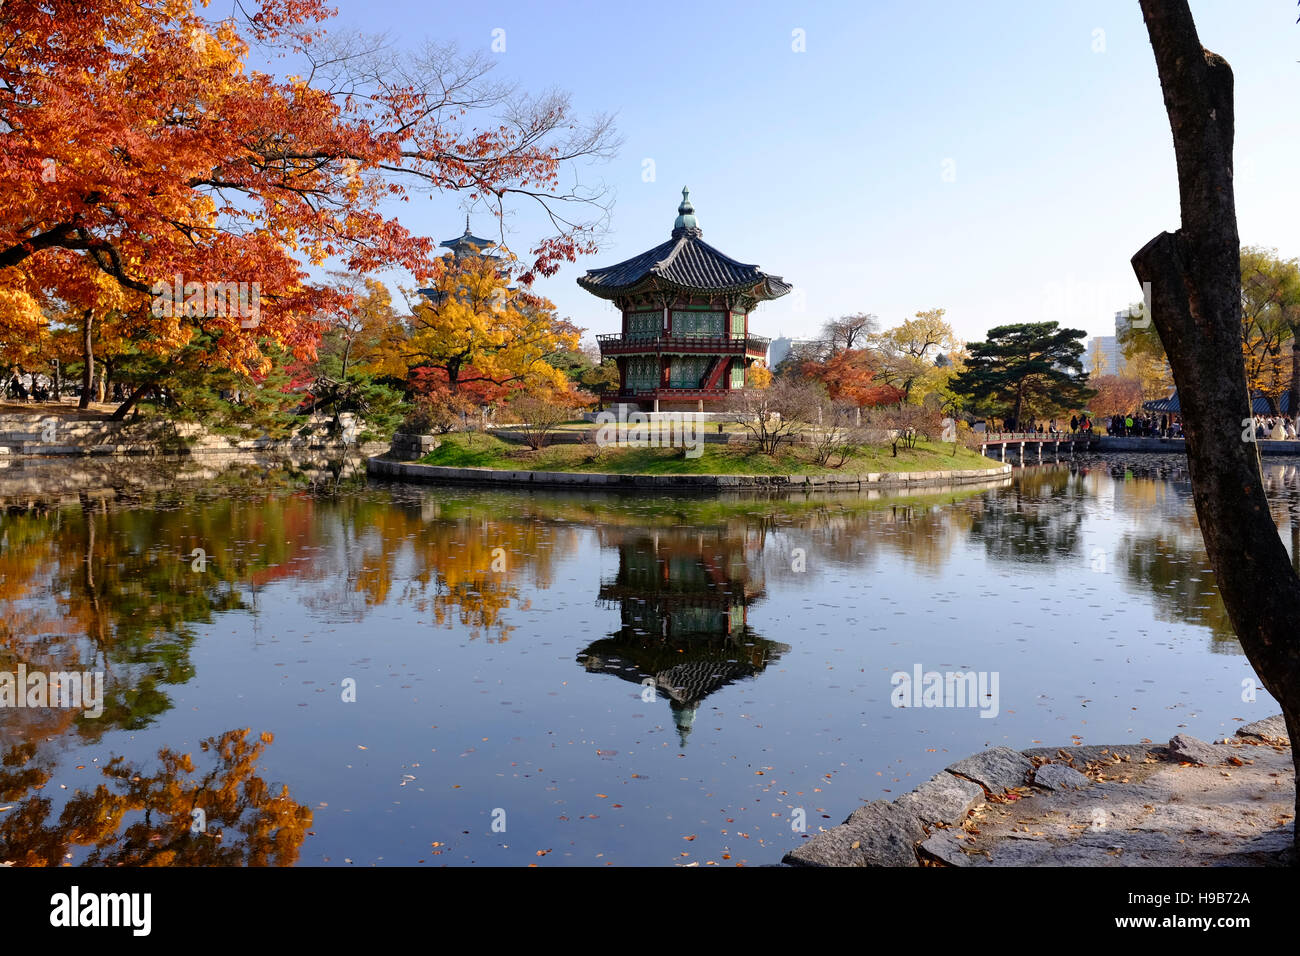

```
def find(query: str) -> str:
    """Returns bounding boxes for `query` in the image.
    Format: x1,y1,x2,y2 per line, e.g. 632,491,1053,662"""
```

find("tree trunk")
110,383,152,422
1290,338,1299,417
78,308,94,410
1134,0,1300,857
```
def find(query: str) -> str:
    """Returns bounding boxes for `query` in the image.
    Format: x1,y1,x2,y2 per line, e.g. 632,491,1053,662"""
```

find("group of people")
1104,413,1181,438
1250,415,1299,441
3,371,54,403
987,418,1081,435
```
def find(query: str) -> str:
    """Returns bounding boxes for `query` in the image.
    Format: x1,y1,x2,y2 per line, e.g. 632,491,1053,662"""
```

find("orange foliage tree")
801,349,904,408
0,0,615,389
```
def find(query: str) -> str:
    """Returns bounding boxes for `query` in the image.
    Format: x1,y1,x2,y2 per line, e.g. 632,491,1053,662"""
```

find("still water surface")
1,456,1295,866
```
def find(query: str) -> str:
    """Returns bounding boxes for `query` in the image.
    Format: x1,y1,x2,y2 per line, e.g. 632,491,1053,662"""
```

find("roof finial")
672,186,699,237
465,213,471,234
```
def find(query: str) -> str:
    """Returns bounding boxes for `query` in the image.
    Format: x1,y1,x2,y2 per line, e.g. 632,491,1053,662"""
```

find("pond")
0,455,1295,866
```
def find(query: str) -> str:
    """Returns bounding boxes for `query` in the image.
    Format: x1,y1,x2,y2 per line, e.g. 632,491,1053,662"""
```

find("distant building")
1089,310,1140,376
416,216,503,307
767,336,815,369
1088,335,1123,376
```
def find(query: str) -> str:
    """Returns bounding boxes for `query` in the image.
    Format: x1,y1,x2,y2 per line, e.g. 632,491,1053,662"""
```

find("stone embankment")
1090,435,1300,455
0,452,373,503
0,411,384,458
784,716,1294,867
368,456,1014,491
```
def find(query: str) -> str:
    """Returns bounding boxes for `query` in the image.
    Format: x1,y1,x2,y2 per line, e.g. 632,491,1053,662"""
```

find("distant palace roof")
577,188,791,301
440,215,499,258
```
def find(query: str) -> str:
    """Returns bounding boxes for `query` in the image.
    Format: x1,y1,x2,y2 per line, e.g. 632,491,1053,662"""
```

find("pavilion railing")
596,333,770,353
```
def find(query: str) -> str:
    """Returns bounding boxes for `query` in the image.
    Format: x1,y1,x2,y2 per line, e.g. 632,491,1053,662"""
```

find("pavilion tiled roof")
577,188,791,301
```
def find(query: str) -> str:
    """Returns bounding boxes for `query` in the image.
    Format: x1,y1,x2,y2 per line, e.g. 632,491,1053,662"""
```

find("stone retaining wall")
0,411,385,458
367,456,1013,490
1092,435,1300,454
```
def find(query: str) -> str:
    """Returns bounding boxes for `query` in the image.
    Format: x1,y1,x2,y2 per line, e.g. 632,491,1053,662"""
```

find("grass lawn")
417,432,996,475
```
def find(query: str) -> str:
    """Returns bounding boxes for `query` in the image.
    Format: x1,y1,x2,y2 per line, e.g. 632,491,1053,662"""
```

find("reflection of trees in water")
0,729,311,866
966,467,1087,563
756,500,976,588
1117,531,1238,649
1262,463,1300,573
579,528,788,746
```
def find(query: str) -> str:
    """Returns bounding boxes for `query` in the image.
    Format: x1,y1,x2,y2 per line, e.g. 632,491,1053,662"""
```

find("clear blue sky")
311,0,1300,346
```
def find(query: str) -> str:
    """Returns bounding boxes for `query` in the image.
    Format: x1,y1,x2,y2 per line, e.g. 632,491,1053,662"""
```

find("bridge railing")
978,431,1096,442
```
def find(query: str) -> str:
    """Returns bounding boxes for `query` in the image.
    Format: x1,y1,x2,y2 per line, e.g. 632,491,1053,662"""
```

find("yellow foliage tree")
869,309,959,403
404,253,579,401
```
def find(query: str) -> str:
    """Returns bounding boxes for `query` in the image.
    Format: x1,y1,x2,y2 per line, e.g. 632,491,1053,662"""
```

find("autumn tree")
745,362,773,389
801,348,902,408
0,0,616,400
1088,374,1144,417
1239,247,1300,414
1132,0,1300,853
868,309,960,403
403,252,580,401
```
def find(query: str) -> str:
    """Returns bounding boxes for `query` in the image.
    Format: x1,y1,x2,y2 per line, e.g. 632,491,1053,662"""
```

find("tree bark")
110,382,152,422
78,308,94,410
1134,0,1300,857
1290,338,1299,417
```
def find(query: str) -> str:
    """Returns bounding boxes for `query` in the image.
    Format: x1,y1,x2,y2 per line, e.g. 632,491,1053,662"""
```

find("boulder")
918,831,981,867
1236,715,1289,745
1167,733,1228,766
946,746,1034,793
894,773,985,826
783,801,923,867
1032,763,1093,791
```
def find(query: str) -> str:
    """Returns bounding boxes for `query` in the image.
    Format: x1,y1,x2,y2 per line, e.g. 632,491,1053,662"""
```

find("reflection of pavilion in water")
578,528,788,745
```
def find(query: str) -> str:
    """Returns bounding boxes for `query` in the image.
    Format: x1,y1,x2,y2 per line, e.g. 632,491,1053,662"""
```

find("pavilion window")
669,356,709,388
729,361,745,389
730,313,746,339
670,310,724,338
626,357,659,390
626,311,661,340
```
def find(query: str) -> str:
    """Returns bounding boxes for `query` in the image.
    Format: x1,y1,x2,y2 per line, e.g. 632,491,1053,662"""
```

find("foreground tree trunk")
1134,0,1300,857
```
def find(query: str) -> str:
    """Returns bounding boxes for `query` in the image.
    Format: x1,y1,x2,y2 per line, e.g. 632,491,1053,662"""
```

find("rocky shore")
784,716,1294,867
